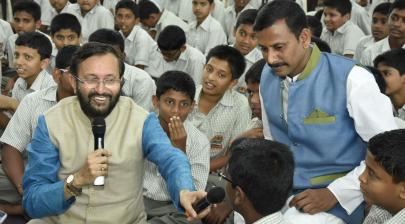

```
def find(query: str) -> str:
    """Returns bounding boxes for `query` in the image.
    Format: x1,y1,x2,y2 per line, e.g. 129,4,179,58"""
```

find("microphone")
192,187,225,214
92,117,106,186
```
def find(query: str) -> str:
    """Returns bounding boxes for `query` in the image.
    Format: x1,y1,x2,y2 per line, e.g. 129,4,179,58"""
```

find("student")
144,71,210,224
320,0,365,58
139,0,189,40
222,0,255,44
88,29,157,111
62,0,114,42
40,0,71,32
156,25,206,85
115,0,161,72
186,0,227,55
354,2,392,61
176,0,226,25
0,45,78,216
224,138,294,224
231,9,262,94
359,129,405,224
0,32,55,126
49,13,81,70
360,0,405,67
374,48,405,121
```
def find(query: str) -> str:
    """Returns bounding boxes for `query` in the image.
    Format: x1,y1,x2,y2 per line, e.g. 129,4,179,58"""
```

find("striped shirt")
186,15,227,55
11,70,56,102
253,212,291,224
187,86,251,158
143,120,210,201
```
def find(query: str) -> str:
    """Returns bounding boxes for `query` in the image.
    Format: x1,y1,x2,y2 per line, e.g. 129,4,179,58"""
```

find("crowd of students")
0,0,404,223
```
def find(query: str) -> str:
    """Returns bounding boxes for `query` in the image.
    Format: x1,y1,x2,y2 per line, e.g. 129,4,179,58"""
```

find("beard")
77,86,121,118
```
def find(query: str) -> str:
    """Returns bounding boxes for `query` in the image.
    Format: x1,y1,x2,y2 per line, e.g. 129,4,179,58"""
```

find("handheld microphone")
92,117,106,186
192,187,225,214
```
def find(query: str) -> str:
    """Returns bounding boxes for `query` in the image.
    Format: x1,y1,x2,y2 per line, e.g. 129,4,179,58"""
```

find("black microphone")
92,117,106,186
192,187,225,214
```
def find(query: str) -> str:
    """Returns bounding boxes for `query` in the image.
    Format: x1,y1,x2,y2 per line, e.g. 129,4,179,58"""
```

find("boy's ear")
227,79,238,90
210,2,215,12
180,44,187,52
343,13,351,22
399,181,405,200
152,95,159,109
40,58,50,70
233,186,246,206
51,68,61,84
35,20,42,30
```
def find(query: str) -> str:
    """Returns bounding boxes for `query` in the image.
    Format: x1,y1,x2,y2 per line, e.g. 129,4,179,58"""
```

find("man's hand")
74,149,112,187
289,188,338,214
168,116,187,152
203,201,233,224
180,190,210,221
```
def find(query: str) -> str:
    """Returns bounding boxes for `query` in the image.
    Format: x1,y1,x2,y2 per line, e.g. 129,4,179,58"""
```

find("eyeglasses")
73,75,122,88
59,68,70,74
216,172,236,187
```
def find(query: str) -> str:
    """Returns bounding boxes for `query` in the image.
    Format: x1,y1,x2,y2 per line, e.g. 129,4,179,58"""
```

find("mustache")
89,93,112,99
268,62,288,68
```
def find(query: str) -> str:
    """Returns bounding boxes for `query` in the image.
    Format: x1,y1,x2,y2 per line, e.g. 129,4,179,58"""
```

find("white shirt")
261,65,398,215
222,3,255,44
39,0,70,26
0,19,12,85
143,120,210,201
394,105,405,121
12,70,56,102
102,0,118,15
187,15,227,54
62,4,114,43
187,86,251,158
320,20,365,56
235,46,263,92
360,37,405,66
154,9,189,41
177,0,225,24
354,35,375,61
253,212,291,224
155,44,206,85
122,63,157,111
350,0,371,36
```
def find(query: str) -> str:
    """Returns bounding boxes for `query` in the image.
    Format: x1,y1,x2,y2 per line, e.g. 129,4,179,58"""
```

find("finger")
168,122,176,139
170,117,180,137
294,197,313,212
289,191,308,207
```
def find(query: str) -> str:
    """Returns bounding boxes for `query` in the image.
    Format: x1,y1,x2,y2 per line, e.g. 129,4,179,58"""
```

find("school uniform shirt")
222,3,255,44
11,70,56,102
122,63,157,112
234,46,262,93
187,15,227,55
62,4,114,43
177,0,225,25
320,20,365,56
394,104,405,121
39,0,70,26
350,0,371,36
0,19,13,56
253,212,291,224
143,120,210,201
353,35,375,61
360,37,405,66
154,9,189,41
103,0,119,15
187,85,251,158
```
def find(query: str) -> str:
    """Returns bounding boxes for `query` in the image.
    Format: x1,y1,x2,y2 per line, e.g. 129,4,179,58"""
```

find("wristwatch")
66,174,82,196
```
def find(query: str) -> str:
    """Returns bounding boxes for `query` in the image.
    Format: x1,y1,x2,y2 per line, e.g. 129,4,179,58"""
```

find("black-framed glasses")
72,75,122,88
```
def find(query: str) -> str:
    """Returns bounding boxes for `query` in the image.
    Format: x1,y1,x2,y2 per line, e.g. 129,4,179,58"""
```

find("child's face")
246,81,261,119
192,0,212,23
388,9,405,40
77,0,98,14
234,24,257,56
52,29,81,50
359,151,402,214
202,57,237,96
377,62,405,96
14,11,40,35
115,8,138,36
14,45,48,82
372,12,389,41
323,7,349,32
140,14,158,28
234,0,250,11
153,89,194,124
49,0,69,12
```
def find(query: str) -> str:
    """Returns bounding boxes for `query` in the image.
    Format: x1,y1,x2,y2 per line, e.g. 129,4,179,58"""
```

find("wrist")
72,172,84,188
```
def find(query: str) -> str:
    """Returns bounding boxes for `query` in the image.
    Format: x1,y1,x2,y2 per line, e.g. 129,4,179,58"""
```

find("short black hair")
13,1,41,21
115,0,139,18
323,0,352,16
206,45,246,80
254,1,308,38
156,71,196,100
157,25,186,51
368,129,405,183
88,28,125,53
312,36,331,53
391,0,405,12
138,0,160,20
70,42,125,78
55,45,81,69
15,32,52,60
245,58,265,84
366,66,386,94
228,138,294,216
374,48,405,75
235,9,258,29
373,2,392,16
307,15,322,37
50,13,81,36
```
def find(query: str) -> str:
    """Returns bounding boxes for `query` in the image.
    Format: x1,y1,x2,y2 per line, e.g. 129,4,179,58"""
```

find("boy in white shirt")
222,0,256,44
39,0,70,32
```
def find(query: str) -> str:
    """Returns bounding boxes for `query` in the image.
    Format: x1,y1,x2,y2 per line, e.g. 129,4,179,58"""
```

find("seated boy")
222,0,255,44
40,0,71,32
156,25,206,85
138,0,189,40
62,0,114,42
0,45,78,215
186,0,227,54
359,129,405,224
320,0,365,58
143,70,210,224
88,29,157,111
224,138,294,224
354,2,391,61
0,32,55,129
231,9,262,94
115,0,161,72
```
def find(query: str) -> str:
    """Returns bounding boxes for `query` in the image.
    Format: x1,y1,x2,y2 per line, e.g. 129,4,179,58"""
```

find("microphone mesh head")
92,117,106,137
207,187,225,204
